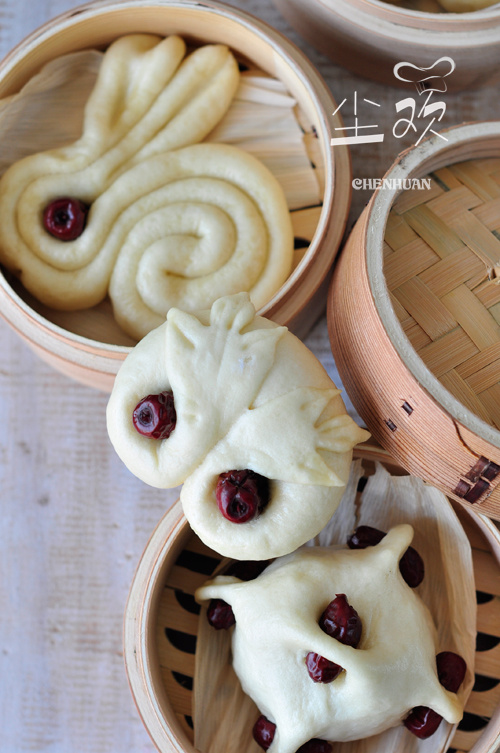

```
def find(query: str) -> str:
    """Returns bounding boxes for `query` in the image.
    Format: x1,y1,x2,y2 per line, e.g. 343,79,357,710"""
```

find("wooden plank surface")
0,1,500,752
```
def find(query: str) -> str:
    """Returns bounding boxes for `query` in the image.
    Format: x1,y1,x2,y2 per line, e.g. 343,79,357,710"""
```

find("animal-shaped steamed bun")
107,293,369,559
196,525,467,751
0,35,293,340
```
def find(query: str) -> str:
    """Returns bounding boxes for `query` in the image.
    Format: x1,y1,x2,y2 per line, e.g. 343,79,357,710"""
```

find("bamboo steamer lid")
272,0,500,91
123,446,500,753
0,0,351,392
328,121,500,521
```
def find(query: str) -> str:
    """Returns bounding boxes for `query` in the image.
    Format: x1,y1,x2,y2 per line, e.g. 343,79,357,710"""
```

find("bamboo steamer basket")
328,121,500,522
0,0,351,392
272,0,500,91
123,445,500,753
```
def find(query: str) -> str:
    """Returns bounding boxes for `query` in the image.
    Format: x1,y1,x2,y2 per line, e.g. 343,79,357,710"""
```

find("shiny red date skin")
253,715,332,753
320,593,362,648
216,469,269,523
404,706,443,739
206,599,235,630
306,594,362,683
253,715,276,750
437,651,467,693
405,652,467,738
43,197,89,241
132,391,176,439
347,525,424,588
305,652,342,683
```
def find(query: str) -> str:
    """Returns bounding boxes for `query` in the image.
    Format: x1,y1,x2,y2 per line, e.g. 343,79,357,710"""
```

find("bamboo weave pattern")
385,158,500,431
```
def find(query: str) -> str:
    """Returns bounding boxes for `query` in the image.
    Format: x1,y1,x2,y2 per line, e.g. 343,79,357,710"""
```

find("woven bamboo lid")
385,156,500,435
329,121,500,521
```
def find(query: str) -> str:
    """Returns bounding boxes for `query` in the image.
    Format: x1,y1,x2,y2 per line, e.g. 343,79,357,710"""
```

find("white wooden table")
0,1,498,751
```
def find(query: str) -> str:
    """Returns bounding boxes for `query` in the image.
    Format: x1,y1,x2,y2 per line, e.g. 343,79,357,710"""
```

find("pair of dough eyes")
132,390,270,523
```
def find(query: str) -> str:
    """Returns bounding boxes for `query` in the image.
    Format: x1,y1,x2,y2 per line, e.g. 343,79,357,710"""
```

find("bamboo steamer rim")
365,121,500,451
124,499,191,753
314,0,500,37
123,444,500,753
0,0,350,383
0,273,128,357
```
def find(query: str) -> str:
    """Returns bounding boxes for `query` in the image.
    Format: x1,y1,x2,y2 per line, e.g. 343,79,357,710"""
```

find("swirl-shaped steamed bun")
0,35,293,340
107,293,370,559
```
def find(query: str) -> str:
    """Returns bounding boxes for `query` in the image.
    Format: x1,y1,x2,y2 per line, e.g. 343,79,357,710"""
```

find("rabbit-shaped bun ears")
0,35,293,340
107,293,370,559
